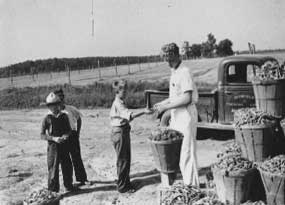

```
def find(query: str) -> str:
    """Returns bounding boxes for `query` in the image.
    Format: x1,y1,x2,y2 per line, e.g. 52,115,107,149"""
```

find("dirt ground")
0,108,233,205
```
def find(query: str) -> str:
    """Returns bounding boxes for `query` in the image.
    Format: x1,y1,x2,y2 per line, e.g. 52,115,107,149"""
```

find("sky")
1,0,285,67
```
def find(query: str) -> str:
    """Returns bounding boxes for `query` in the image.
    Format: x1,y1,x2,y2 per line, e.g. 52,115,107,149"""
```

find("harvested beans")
193,196,225,205
241,201,266,205
161,183,204,205
213,156,254,175
234,108,274,127
150,127,183,141
24,188,60,204
254,60,285,81
217,142,241,159
259,155,285,175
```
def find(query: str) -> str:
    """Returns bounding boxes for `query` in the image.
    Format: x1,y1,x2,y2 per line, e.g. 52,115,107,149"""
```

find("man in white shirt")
154,43,199,187
54,89,90,186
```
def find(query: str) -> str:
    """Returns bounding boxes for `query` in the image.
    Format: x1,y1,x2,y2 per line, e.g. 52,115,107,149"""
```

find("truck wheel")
160,110,171,127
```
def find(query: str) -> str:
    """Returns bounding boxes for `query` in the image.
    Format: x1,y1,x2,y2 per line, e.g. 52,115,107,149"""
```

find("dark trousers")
70,131,87,182
111,124,131,192
47,142,73,192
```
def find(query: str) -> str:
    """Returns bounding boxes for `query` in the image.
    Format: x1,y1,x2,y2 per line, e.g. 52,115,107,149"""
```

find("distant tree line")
0,55,161,78
181,33,234,59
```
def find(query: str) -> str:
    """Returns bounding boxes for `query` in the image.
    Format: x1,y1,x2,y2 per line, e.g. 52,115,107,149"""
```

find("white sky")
1,0,285,67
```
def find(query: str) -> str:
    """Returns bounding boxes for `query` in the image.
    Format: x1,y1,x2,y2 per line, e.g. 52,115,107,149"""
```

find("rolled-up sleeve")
180,69,194,93
117,101,132,121
41,116,48,135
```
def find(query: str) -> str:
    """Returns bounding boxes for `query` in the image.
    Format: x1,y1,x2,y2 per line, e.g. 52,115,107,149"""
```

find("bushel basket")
252,79,285,117
258,168,285,205
212,167,263,205
235,123,276,162
149,138,182,173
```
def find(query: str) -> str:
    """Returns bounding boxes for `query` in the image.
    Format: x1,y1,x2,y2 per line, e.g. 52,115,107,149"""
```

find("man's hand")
154,104,167,115
144,108,154,115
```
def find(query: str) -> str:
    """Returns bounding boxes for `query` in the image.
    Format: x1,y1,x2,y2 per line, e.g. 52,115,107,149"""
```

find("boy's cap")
45,92,61,106
161,43,179,55
112,79,127,91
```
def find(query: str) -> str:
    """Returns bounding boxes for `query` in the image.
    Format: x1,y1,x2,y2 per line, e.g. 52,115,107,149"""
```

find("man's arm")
156,91,192,114
154,98,170,108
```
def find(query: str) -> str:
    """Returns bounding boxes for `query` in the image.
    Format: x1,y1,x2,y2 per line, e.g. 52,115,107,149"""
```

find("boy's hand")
53,137,63,143
61,134,69,141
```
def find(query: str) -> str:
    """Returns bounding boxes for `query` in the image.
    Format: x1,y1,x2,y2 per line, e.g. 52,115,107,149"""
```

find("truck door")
218,63,257,124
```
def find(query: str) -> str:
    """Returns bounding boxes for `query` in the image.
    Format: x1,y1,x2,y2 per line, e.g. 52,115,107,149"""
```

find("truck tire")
160,110,171,127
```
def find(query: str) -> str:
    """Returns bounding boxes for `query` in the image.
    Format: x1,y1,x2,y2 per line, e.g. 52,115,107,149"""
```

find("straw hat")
45,92,61,106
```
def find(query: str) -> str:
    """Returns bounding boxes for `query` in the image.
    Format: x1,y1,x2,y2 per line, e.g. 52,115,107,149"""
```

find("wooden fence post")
66,64,71,85
114,59,118,76
10,69,13,86
138,59,141,71
127,58,131,74
98,60,102,80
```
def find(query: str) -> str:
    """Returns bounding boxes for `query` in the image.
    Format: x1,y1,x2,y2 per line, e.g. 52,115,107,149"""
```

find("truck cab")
145,55,279,131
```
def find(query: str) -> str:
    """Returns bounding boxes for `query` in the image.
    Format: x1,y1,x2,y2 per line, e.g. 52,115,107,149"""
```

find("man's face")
47,104,60,115
165,52,179,68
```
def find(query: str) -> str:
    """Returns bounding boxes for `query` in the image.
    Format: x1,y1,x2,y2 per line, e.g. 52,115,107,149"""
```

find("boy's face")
117,88,127,99
47,104,60,114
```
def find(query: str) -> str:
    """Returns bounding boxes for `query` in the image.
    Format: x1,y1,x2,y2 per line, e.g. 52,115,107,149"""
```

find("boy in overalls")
41,92,76,192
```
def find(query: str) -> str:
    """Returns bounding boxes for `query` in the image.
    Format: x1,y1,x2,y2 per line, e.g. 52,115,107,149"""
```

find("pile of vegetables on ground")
217,142,241,159
213,156,254,176
241,201,266,205
150,127,184,141
24,188,61,204
258,155,285,175
193,196,225,205
234,108,275,127
161,183,205,205
254,60,285,81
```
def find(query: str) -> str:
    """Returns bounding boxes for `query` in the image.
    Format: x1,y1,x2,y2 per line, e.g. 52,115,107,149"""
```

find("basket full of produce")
234,108,277,162
149,127,183,173
212,156,264,205
23,188,61,205
217,142,242,160
252,60,285,117
257,155,285,205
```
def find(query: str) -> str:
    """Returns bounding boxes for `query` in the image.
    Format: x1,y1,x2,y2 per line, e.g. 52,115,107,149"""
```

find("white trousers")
170,105,199,186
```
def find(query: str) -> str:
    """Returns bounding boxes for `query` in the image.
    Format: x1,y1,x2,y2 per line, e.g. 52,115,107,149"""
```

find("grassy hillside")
0,52,284,109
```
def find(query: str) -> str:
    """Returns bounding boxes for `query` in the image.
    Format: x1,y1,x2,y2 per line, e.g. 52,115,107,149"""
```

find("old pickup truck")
145,55,279,136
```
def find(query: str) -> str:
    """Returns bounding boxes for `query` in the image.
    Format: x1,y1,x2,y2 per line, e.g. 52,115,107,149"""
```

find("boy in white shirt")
110,79,151,193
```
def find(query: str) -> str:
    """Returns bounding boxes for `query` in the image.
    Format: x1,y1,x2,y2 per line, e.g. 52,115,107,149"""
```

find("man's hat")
112,79,127,92
45,92,61,106
161,43,179,55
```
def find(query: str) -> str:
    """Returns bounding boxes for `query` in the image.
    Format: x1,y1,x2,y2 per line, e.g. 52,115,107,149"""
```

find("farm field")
1,53,284,91
0,108,230,205
1,52,285,204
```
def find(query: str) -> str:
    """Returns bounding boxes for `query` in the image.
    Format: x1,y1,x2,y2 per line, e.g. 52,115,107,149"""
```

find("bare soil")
0,108,232,205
